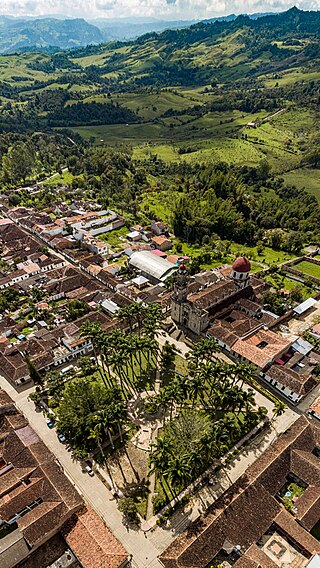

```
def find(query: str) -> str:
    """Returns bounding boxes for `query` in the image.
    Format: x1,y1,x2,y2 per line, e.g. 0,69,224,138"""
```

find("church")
171,256,265,335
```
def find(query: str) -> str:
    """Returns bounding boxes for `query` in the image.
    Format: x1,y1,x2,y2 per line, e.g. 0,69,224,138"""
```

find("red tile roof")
62,506,128,568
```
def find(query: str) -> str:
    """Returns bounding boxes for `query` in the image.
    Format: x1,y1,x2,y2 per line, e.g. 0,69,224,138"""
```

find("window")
8,498,43,525
257,341,268,349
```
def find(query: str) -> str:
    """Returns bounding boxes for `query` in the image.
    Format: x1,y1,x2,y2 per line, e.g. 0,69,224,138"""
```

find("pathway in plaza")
0,373,299,566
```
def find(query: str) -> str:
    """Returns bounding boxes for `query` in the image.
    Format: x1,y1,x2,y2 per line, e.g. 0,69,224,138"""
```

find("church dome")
232,256,251,273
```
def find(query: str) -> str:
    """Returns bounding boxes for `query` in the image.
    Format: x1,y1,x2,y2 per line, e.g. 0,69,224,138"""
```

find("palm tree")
117,304,136,332
149,436,175,502
187,373,207,408
272,400,286,422
131,302,147,335
242,389,256,413
80,322,109,387
187,337,220,369
160,341,178,375
233,362,257,389
167,454,192,496
142,302,163,339
88,423,117,493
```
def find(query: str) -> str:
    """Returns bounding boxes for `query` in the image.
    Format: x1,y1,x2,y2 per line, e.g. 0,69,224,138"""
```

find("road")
37,167,68,185
0,376,166,568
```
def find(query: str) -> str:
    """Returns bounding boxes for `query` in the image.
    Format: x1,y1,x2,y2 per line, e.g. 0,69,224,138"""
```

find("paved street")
0,376,165,568
0,371,299,567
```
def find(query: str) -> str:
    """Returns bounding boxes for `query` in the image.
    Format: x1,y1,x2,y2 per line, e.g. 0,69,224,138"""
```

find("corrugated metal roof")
293,298,317,315
129,251,178,281
292,337,314,356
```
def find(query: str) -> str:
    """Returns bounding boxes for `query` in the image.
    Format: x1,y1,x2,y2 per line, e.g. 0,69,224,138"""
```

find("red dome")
232,257,251,273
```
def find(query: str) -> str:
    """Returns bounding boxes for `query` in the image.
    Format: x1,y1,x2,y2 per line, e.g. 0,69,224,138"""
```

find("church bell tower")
171,262,188,324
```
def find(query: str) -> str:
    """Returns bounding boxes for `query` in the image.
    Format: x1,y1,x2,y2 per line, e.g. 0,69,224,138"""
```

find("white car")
85,465,94,477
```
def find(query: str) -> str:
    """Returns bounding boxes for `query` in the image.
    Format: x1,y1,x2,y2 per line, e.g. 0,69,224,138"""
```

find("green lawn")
294,261,320,279
282,168,320,201
174,355,188,376
42,169,76,187
265,274,315,299
98,225,129,251
229,243,296,265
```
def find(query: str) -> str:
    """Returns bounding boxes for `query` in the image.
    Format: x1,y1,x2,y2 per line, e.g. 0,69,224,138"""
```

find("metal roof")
293,298,317,315
307,555,320,568
129,250,178,281
292,337,314,356
101,299,119,315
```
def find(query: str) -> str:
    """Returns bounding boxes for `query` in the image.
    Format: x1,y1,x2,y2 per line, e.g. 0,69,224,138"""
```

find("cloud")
0,0,319,19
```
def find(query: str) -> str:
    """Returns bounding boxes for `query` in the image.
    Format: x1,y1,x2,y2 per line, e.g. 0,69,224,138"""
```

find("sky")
0,0,319,20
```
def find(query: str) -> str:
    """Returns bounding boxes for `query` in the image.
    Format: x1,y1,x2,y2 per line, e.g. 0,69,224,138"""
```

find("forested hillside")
0,7,319,252
0,17,103,53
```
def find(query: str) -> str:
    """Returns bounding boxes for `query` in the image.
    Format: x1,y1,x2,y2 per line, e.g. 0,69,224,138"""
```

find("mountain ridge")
0,10,283,53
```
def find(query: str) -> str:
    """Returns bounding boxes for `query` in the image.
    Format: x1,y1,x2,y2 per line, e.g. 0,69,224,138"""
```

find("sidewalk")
0,376,164,568
0,373,298,567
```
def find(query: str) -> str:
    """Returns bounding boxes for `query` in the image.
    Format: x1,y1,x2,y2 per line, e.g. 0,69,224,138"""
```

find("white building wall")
262,372,302,403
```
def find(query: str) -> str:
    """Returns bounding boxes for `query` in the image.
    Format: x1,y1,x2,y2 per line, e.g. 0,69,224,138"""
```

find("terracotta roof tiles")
62,505,128,568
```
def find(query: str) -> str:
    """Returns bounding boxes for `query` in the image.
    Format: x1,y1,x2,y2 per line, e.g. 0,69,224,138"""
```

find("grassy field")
70,105,317,179
42,170,75,186
265,274,315,299
282,168,320,200
99,225,129,251
229,243,295,265
294,261,320,279
261,68,320,88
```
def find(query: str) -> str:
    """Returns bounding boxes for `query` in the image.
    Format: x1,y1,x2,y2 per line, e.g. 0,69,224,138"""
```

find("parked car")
45,417,55,428
57,432,66,443
85,465,94,477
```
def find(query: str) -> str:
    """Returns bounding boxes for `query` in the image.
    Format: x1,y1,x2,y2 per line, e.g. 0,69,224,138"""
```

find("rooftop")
232,328,292,369
159,416,320,568
129,250,178,281
62,505,128,568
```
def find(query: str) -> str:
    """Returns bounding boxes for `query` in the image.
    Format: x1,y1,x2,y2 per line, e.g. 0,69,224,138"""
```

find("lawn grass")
42,170,76,187
174,355,188,376
228,243,296,265
265,274,315,299
98,225,129,251
281,168,320,201
294,261,320,279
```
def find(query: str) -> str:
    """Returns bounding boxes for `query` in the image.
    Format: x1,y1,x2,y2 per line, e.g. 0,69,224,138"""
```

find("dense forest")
2,136,318,253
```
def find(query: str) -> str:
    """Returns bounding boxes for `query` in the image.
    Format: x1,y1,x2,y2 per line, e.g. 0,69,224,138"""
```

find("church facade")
171,257,255,335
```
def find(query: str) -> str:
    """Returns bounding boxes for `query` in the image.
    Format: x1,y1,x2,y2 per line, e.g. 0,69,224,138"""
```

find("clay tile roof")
21,501,68,546
274,509,320,555
290,449,320,486
62,505,128,568
268,365,317,397
295,486,320,531
207,322,239,347
232,329,291,369
189,280,238,310
160,481,281,567
0,389,14,406
244,544,278,567
159,417,320,568
232,257,251,273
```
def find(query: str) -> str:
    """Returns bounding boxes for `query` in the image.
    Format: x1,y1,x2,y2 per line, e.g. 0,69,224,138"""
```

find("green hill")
0,17,103,53
0,7,319,193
